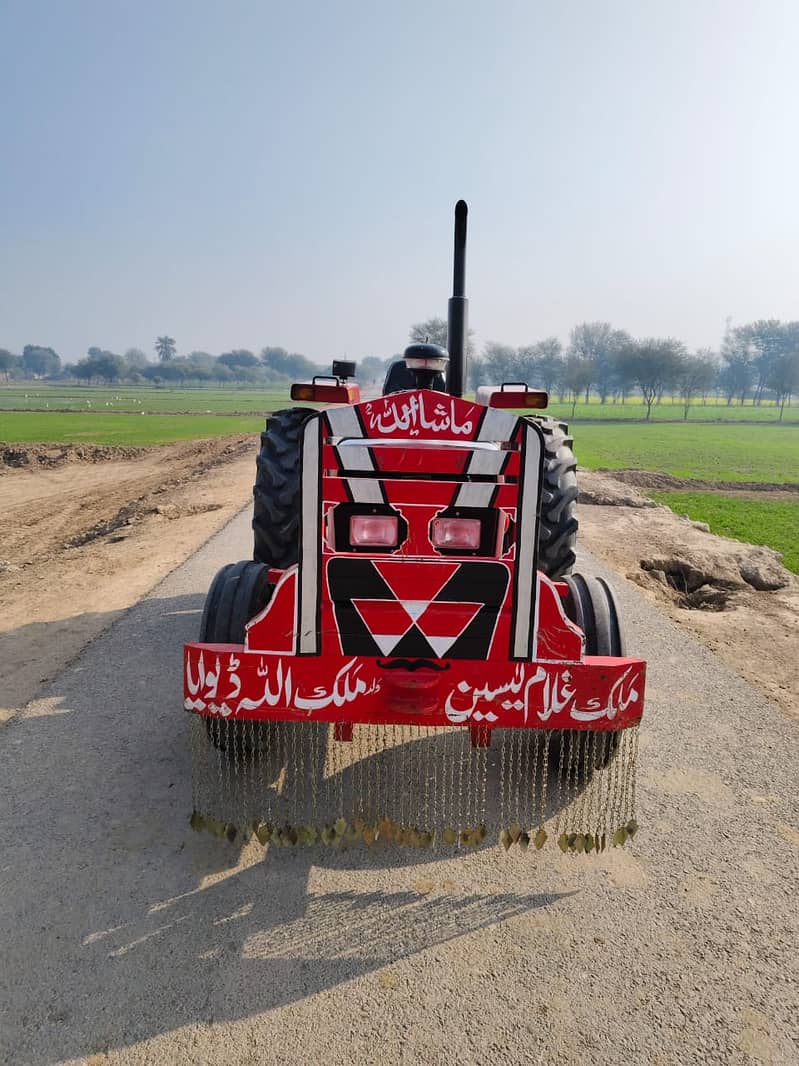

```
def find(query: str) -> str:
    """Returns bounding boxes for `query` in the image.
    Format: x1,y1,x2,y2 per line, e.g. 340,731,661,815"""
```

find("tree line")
0,340,326,388
404,316,799,420
2,318,798,418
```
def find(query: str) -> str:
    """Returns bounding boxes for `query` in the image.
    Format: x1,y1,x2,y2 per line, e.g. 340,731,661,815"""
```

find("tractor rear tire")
532,418,578,580
553,573,626,771
252,408,317,567
200,560,273,754
561,573,626,657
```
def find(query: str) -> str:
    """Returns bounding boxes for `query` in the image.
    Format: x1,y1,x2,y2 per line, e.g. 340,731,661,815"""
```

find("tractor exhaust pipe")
447,199,468,397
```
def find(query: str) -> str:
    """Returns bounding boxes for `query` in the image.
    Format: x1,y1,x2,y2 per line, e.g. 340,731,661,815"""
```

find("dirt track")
0,438,255,716
1,509,797,1066
0,446,798,1063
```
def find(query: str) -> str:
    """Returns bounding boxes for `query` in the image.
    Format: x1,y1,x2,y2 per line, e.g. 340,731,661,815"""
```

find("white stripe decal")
453,482,495,508
348,478,384,504
299,418,322,654
475,406,517,444
327,407,374,471
454,407,516,506
512,422,542,659
325,405,363,438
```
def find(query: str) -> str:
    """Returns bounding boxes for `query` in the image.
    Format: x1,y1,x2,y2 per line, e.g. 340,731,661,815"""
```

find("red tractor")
185,202,645,852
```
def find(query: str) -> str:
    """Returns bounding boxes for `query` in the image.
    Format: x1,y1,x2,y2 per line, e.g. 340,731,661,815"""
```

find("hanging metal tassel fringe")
497,726,640,854
189,717,639,852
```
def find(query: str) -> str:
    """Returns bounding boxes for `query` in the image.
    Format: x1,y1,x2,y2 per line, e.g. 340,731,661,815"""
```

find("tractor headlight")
430,516,482,550
428,508,503,556
331,504,408,553
349,514,400,548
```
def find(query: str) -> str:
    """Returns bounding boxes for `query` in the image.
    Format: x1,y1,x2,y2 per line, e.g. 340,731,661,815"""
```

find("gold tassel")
189,717,640,853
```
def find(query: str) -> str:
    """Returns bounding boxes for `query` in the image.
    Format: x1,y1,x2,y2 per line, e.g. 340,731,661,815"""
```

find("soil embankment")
0,438,255,717
579,470,798,720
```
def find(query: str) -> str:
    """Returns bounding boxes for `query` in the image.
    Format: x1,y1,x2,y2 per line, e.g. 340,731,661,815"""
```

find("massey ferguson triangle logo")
351,561,482,657
353,587,482,657
326,558,510,661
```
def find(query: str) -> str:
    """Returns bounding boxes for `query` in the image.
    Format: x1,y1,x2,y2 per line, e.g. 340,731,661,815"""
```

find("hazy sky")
1,0,797,364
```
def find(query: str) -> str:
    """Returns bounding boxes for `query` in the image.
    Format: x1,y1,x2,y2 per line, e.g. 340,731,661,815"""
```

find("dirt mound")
579,466,794,610
640,545,790,611
0,435,253,570
578,471,659,508
606,469,688,491
69,500,224,547
0,436,253,473
0,442,150,469
602,468,799,495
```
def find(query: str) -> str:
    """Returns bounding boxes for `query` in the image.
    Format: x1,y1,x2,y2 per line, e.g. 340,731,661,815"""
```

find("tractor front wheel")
553,573,626,771
199,560,273,754
562,573,626,658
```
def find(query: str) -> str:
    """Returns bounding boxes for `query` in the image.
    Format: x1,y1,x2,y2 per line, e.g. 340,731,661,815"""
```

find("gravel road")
1,509,797,1066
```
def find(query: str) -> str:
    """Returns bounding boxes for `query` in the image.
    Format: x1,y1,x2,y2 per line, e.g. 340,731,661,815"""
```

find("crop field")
574,423,799,484
3,391,799,479
545,398,795,423
0,385,315,445
0,384,795,423
571,422,798,571
0,385,293,414
651,491,799,575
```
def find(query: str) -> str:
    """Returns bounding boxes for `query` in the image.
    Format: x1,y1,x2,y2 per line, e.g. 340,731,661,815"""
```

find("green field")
0,411,265,445
3,397,799,477
546,399,795,423
651,491,799,575
0,384,795,423
3,391,797,574
574,423,799,484
0,385,292,414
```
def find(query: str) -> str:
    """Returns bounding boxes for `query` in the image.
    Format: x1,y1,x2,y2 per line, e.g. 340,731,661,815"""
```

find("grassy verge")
0,411,265,446
650,491,799,574
573,423,799,484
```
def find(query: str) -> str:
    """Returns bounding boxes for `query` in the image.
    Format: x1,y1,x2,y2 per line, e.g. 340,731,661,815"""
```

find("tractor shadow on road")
0,590,577,1065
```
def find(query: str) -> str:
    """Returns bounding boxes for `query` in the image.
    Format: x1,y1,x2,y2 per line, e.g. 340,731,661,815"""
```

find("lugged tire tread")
198,560,272,753
529,417,579,578
252,407,317,567
558,573,627,768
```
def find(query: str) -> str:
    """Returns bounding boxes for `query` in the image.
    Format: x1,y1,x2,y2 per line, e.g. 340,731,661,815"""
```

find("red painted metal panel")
184,644,645,732
188,391,646,741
